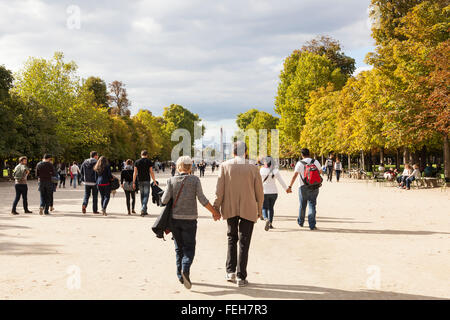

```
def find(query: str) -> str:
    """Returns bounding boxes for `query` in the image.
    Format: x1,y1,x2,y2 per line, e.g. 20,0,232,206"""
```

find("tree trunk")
347,154,351,171
361,151,365,170
420,146,427,169
396,148,400,169
380,148,384,165
444,135,450,181
403,148,409,165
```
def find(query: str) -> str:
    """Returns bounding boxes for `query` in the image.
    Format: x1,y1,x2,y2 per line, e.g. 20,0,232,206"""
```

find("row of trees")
0,52,202,169
237,1,449,178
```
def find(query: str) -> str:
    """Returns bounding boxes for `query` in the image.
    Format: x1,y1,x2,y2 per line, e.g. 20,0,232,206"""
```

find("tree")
162,104,203,152
0,65,13,100
82,76,109,108
300,86,339,156
236,109,279,158
108,80,131,116
275,51,347,157
301,36,356,76
13,52,112,160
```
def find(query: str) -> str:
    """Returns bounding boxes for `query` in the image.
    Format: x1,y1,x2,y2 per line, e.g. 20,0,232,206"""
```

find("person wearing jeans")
94,156,113,216
298,187,319,229
81,151,99,214
334,158,343,182
11,156,32,215
70,162,80,188
404,164,421,190
259,156,288,231
161,156,220,290
287,148,323,230
133,150,158,216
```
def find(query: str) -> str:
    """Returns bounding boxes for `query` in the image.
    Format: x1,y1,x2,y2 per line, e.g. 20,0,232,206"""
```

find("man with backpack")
287,148,323,230
11,156,32,215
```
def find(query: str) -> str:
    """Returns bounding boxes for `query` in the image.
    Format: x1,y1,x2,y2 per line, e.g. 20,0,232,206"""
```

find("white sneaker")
226,273,236,283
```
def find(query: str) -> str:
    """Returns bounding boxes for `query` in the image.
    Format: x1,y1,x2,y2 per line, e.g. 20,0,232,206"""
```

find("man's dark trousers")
39,181,53,214
226,216,254,281
83,185,98,212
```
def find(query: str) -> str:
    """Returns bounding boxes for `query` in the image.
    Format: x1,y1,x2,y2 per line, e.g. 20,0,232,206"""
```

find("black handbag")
110,176,120,190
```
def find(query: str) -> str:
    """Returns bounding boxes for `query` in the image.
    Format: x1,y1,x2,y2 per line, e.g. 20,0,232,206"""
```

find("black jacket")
80,158,97,184
152,199,172,239
151,182,164,206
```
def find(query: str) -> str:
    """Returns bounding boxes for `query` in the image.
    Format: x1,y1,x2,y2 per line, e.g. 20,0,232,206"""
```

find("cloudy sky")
0,0,374,139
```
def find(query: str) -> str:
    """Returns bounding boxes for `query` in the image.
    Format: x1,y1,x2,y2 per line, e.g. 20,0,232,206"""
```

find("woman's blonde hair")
176,156,192,173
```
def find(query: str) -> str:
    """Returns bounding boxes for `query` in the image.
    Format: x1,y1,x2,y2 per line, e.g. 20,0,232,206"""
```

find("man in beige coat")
213,141,264,287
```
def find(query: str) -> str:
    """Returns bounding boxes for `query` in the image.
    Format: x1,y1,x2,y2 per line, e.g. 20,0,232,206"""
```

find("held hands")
286,186,293,194
212,210,221,221
206,203,221,221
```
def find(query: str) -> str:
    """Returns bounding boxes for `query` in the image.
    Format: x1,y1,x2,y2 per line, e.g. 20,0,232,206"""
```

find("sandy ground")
0,170,449,300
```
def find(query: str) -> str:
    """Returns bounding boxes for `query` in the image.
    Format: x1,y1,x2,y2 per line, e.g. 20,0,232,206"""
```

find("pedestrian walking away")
133,150,158,216
81,151,99,214
36,154,55,215
70,161,80,188
121,159,136,215
161,156,220,290
213,141,264,287
94,156,113,216
334,158,343,182
259,156,289,231
287,148,323,230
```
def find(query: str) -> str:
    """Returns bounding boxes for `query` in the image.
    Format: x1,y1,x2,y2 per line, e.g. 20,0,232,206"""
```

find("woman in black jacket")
121,159,136,215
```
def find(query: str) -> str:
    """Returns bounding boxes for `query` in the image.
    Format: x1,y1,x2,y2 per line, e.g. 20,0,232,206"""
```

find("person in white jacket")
259,156,289,231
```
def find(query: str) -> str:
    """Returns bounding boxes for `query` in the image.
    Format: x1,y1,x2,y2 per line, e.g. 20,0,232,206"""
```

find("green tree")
82,76,109,108
0,65,13,100
162,104,203,152
275,51,347,157
301,36,356,76
108,80,131,117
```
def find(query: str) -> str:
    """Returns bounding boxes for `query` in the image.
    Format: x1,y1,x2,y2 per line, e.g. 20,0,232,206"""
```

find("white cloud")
0,0,374,121
132,17,162,34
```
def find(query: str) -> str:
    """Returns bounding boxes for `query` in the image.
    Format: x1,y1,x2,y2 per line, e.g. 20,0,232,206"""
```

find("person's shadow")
191,282,445,300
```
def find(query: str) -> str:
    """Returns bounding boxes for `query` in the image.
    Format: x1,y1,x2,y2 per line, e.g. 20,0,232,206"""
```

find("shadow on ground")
191,282,445,300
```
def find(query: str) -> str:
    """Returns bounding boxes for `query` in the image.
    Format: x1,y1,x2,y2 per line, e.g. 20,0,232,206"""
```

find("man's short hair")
301,148,310,157
141,150,148,156
90,151,98,158
43,154,52,160
19,156,27,162
233,141,247,157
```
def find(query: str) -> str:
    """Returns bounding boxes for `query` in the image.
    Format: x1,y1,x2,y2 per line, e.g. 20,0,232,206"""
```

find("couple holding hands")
161,141,264,290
